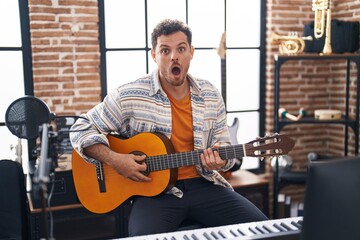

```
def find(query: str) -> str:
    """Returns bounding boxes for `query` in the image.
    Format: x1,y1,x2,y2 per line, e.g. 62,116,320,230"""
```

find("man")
70,19,267,237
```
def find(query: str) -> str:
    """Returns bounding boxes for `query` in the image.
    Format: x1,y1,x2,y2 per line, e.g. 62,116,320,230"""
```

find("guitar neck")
220,58,226,103
146,145,244,172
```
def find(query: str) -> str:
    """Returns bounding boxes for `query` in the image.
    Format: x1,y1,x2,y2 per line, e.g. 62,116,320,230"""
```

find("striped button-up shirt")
70,70,235,195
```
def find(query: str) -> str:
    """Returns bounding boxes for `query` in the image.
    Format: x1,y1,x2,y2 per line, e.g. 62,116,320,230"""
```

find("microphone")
33,123,51,184
5,96,58,183
5,95,85,160
5,95,54,139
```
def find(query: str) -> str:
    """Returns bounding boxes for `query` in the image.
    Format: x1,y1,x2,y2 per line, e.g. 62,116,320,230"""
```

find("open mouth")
172,66,181,76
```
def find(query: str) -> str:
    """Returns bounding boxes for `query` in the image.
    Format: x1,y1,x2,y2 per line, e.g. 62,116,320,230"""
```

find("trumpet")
271,32,313,55
312,0,332,54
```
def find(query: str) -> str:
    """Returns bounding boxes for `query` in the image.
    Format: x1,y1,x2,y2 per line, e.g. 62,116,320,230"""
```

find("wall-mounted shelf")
272,53,360,219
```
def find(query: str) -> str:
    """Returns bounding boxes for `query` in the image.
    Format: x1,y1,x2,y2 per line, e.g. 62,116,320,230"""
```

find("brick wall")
29,0,101,115
28,0,360,217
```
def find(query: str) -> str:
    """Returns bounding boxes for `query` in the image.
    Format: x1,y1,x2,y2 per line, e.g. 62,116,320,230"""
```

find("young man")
70,19,267,237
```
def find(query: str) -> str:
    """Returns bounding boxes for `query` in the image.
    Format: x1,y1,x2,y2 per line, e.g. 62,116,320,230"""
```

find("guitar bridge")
95,162,106,193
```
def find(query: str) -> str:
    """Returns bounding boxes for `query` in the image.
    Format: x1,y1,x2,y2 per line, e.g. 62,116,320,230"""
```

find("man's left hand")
200,143,226,171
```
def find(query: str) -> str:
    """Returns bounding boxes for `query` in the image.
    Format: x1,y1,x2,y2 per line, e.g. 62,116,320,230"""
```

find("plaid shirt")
70,70,235,195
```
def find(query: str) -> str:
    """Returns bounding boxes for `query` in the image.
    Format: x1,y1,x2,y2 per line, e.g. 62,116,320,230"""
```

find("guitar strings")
95,145,247,179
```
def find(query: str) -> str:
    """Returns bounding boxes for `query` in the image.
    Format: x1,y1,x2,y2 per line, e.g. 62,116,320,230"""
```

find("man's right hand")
84,143,152,182
110,153,151,182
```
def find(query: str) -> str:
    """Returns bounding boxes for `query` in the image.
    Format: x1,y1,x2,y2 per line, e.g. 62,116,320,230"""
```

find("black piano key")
203,232,214,240
229,229,239,237
249,226,262,235
262,224,274,233
190,233,199,240
218,230,228,238
255,225,267,234
248,227,257,235
280,222,293,231
273,223,287,232
237,228,246,236
182,234,190,240
210,231,221,239
291,220,302,229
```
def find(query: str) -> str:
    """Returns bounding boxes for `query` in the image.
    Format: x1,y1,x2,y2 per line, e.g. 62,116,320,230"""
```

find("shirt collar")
149,70,202,96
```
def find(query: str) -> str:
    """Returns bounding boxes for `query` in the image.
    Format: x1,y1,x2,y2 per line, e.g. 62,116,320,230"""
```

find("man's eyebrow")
177,41,188,47
158,41,188,48
158,43,169,49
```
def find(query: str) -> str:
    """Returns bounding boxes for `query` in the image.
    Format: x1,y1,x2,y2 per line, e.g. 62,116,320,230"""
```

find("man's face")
151,31,194,87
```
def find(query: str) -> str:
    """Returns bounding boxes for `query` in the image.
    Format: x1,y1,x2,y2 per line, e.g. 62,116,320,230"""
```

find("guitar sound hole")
131,150,150,176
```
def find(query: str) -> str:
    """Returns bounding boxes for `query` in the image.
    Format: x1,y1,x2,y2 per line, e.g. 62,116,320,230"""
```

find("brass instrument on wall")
312,0,332,54
271,32,313,55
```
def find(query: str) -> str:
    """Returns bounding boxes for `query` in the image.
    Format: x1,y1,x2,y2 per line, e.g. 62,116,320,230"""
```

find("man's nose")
171,52,179,62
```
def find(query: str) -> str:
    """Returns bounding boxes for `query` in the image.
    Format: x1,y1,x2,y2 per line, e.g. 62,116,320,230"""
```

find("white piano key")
216,228,232,239
216,224,242,238
248,225,263,235
279,218,300,231
290,220,302,229
254,224,270,234
237,222,258,236
202,230,216,240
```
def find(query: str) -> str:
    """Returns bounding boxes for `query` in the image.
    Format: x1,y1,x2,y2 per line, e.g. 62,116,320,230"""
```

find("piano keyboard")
120,216,303,240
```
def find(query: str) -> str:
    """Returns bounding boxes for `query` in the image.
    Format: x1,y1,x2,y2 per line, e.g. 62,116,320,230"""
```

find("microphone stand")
33,123,57,240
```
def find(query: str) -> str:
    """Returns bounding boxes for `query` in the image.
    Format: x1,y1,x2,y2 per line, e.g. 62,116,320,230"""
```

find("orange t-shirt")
167,92,200,180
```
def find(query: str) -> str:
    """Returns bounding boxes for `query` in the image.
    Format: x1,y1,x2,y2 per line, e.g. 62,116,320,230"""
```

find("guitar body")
72,132,177,213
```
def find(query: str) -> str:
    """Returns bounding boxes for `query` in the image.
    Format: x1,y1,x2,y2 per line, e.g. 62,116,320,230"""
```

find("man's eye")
179,47,185,53
161,49,169,54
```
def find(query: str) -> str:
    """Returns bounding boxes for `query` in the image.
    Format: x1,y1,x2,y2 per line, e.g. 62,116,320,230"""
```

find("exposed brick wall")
29,0,101,115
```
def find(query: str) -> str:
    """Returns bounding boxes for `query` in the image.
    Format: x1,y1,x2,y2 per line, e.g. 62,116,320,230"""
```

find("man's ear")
190,46,195,59
151,48,156,62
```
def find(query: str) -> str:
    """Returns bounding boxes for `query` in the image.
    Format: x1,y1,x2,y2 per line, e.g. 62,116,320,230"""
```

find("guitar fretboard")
146,145,245,172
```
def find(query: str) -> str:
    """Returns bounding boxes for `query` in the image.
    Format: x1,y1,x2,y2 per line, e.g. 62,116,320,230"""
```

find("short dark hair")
151,19,192,50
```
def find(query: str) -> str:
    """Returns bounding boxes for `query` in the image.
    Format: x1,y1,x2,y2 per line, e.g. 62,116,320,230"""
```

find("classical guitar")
72,132,295,213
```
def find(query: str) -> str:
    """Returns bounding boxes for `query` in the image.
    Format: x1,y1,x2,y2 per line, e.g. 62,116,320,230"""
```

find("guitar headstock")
244,134,295,158
217,32,226,59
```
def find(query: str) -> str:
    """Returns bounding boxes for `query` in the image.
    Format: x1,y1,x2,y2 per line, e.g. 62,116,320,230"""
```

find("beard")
167,76,185,87
160,66,187,87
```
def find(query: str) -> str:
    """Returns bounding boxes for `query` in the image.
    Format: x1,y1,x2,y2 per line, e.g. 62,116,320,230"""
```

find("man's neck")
162,78,190,101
